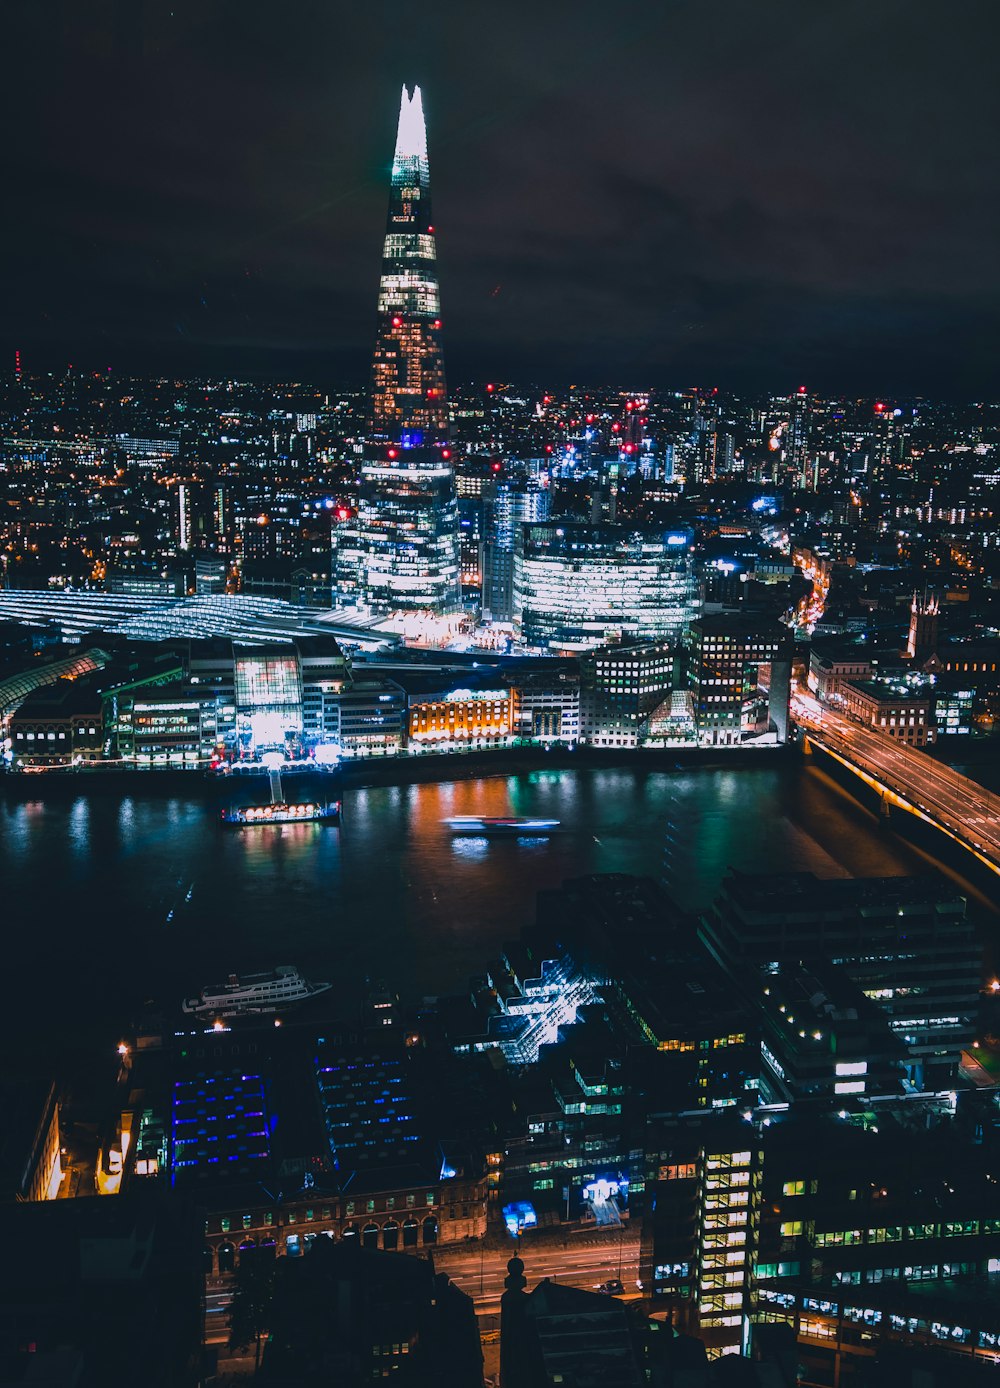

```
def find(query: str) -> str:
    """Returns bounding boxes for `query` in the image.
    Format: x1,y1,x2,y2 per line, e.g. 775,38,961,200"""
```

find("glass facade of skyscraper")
482,481,551,621
357,85,460,614
512,523,697,651
356,460,459,610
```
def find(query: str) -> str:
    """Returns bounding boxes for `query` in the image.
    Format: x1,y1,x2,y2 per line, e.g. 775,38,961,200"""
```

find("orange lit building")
408,687,517,745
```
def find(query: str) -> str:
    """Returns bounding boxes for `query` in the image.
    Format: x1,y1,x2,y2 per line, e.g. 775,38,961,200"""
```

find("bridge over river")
792,688,1000,879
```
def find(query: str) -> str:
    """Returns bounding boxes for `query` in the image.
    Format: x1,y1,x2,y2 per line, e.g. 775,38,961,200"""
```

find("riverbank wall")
0,743,796,800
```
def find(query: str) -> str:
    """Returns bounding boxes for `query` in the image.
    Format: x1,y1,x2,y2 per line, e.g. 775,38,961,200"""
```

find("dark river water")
2,760,996,1063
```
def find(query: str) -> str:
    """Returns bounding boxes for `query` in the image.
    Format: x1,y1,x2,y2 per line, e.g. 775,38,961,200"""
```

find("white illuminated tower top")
393,84,428,167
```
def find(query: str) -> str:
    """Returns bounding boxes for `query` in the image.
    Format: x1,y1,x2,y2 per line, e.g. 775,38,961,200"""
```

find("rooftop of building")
0,589,392,651
506,1273,706,1386
9,677,103,718
845,678,934,703
689,613,794,647
718,869,966,915
0,1190,201,1297
758,1103,998,1197
262,1240,481,1384
764,961,885,1027
153,1021,478,1205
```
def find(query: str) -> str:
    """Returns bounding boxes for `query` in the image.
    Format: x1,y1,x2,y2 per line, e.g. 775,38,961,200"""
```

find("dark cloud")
2,0,999,393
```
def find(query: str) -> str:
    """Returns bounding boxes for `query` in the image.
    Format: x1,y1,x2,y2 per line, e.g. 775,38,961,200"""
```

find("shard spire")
393,84,427,165
369,82,446,442
355,85,460,616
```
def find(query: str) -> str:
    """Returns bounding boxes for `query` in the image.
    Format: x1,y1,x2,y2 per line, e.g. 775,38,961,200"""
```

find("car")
597,1279,624,1295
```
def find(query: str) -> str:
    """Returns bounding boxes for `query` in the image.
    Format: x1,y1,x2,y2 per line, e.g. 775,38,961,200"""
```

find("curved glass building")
512,522,697,651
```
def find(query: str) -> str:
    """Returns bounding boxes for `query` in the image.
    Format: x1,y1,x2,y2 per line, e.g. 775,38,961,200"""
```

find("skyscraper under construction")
355,85,460,614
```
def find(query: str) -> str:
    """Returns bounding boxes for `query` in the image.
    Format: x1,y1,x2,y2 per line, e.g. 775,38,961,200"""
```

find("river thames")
3,758,995,1060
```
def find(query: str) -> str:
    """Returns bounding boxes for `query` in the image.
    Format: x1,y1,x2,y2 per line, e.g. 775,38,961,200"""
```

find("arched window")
218,1242,236,1274
422,1216,438,1245
382,1220,399,1251
362,1222,380,1249
402,1219,419,1248
238,1237,257,1265
203,1246,215,1275
342,1223,358,1241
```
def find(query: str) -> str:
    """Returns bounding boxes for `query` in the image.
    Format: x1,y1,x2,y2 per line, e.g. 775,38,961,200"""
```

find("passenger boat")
221,800,340,827
182,965,331,1016
442,815,560,836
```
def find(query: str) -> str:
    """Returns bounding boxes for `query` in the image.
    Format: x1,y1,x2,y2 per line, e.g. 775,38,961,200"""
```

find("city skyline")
3,2,999,394
4,10,1000,1385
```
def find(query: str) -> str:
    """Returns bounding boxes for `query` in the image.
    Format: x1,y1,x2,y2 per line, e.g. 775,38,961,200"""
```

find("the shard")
355,85,460,615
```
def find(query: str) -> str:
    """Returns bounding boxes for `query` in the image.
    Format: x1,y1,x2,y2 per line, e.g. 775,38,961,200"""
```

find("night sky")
4,0,999,393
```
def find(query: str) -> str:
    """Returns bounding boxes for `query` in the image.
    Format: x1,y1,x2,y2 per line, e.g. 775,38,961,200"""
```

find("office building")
786,385,811,487
840,678,936,746
510,665,581,743
9,680,105,764
807,645,874,704
337,677,408,755
481,479,551,621
580,639,676,747
499,1269,701,1385
641,1119,762,1359
752,1113,1000,1382
686,616,793,746
0,1081,62,1202
702,871,981,1088
512,522,696,651
758,963,907,1104
355,85,460,614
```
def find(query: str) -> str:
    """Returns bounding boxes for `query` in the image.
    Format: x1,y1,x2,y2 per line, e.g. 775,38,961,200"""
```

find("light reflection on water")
450,836,490,861
2,762,995,1051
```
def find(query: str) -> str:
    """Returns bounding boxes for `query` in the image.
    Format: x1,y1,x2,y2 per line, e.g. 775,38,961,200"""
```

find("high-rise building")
482,479,551,621
866,401,904,526
701,870,980,1088
685,616,793,746
355,86,460,615
512,522,696,651
786,385,811,488
580,639,676,747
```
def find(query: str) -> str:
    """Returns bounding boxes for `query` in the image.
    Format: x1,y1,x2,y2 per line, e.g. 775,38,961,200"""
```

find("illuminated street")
410,1234,642,1312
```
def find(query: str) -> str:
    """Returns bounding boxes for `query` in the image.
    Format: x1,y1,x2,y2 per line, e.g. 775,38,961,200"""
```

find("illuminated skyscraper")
786,385,811,488
356,85,460,614
513,523,697,651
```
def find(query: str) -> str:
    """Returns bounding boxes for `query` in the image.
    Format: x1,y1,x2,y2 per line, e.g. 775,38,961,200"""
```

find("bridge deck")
792,690,1000,874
